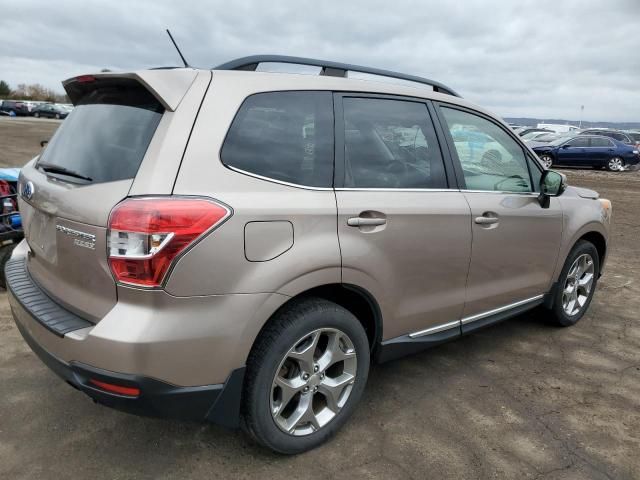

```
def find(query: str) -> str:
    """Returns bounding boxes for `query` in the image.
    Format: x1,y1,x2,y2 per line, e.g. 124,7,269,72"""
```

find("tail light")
108,197,231,287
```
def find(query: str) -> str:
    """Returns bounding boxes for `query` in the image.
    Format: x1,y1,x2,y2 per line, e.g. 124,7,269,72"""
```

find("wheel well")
262,284,382,354
579,231,606,267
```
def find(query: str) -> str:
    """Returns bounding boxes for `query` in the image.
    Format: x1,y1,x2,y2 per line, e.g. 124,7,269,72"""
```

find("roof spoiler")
62,69,198,111
214,55,460,97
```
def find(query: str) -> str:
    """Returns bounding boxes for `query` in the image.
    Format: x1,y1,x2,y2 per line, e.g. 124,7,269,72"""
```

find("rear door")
436,104,563,330
334,94,471,341
589,136,616,165
19,77,168,320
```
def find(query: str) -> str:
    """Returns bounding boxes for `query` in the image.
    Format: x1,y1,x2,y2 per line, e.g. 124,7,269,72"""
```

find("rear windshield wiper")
37,162,93,182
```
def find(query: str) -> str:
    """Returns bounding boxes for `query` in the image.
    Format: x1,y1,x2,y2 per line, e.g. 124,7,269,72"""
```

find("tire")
549,240,599,327
55,113,60,119
607,157,623,171
34,112,40,118
0,243,17,289
242,297,370,454
539,154,553,169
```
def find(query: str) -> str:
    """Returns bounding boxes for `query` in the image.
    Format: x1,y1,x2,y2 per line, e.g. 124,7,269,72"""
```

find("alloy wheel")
562,253,595,316
270,328,357,436
608,157,623,171
540,155,553,168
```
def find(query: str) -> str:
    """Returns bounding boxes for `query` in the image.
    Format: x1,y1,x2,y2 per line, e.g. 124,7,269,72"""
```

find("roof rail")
213,55,460,97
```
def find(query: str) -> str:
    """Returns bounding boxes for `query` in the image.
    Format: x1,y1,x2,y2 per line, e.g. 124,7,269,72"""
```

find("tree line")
0,80,69,103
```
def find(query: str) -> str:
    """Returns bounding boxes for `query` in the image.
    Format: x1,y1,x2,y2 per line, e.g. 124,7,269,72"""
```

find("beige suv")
7,56,611,454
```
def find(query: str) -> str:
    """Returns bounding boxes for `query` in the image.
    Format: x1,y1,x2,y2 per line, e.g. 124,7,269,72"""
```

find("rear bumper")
5,253,288,427
14,316,245,427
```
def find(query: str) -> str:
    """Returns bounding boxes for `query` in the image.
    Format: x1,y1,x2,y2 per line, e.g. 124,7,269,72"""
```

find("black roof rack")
213,55,460,97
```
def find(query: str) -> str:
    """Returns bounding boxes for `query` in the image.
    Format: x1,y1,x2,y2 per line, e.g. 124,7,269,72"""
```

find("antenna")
166,29,190,68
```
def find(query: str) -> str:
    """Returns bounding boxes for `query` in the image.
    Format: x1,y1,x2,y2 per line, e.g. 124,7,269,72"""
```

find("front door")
557,136,590,166
334,95,472,341
437,105,563,330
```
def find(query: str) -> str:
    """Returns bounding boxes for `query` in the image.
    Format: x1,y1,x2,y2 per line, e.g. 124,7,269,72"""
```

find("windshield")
37,80,163,184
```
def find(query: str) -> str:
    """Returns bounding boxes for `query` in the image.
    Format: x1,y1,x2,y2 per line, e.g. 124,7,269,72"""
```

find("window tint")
221,91,333,188
342,98,446,188
590,137,613,147
37,80,163,184
567,137,589,147
441,107,532,192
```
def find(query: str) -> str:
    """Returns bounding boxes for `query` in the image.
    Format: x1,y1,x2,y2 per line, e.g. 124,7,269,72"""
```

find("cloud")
1,0,638,121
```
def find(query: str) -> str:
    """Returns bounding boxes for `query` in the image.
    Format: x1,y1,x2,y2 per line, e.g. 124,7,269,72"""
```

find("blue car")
532,135,640,172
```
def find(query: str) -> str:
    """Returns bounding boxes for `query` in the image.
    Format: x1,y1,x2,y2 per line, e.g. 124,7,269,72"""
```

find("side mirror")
538,170,567,208
561,144,571,149
40,140,48,147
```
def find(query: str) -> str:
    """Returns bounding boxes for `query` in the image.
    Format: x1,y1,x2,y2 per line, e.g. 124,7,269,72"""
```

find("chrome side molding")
408,294,545,338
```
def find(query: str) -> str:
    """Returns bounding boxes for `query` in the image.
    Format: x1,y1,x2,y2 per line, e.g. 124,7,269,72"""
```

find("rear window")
220,91,334,188
37,79,163,184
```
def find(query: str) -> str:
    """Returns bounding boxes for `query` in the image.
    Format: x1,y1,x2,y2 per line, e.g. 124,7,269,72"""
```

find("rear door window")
341,97,447,188
220,91,334,188
590,137,614,147
37,79,163,184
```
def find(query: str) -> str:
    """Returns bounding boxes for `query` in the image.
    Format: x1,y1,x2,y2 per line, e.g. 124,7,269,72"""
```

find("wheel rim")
562,253,595,316
609,158,622,171
541,155,553,168
270,327,357,436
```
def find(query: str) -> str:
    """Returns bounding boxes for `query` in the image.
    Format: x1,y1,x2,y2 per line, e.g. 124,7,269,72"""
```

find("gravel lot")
1,118,639,479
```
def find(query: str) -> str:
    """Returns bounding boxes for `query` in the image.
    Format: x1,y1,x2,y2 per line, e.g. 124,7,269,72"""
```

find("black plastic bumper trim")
13,301,246,428
5,257,93,337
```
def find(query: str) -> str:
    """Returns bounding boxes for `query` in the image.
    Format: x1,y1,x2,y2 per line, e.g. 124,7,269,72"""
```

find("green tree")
0,80,11,97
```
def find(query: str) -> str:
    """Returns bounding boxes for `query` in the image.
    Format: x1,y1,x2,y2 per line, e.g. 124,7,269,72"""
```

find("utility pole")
579,105,584,129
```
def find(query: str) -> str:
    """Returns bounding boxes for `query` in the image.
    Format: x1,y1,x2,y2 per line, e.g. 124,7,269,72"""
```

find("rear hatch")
19,77,165,321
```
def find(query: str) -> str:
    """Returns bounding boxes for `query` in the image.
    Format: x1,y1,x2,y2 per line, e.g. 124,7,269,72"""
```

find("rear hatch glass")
38,78,163,184
21,77,164,321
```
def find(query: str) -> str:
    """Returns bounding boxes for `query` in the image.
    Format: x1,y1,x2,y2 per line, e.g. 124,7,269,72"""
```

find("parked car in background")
526,132,561,144
578,128,635,145
521,130,555,142
7,56,612,454
518,128,552,137
624,131,640,147
31,103,69,119
537,123,580,134
532,135,640,171
0,100,29,116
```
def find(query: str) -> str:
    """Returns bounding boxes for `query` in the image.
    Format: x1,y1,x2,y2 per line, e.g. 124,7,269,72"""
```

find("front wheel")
607,157,623,171
549,240,599,326
242,297,370,454
34,112,40,118
539,154,553,169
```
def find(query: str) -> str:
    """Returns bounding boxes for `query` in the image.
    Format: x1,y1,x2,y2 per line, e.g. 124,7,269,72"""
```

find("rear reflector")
89,379,140,397
108,197,231,287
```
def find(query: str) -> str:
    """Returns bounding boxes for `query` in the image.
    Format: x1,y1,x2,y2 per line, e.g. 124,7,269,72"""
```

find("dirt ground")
1,118,639,479
0,117,60,168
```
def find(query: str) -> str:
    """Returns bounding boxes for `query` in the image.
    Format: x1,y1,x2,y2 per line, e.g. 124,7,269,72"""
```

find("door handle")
474,216,499,225
347,217,387,227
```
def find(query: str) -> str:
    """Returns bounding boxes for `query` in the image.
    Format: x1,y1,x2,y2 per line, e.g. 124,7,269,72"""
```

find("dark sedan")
31,104,69,119
532,135,640,172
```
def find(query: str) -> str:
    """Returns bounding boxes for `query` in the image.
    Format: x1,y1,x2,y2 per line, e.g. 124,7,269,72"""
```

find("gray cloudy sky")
2,0,639,122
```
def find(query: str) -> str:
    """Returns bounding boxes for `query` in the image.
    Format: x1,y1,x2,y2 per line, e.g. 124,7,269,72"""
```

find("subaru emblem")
22,181,34,201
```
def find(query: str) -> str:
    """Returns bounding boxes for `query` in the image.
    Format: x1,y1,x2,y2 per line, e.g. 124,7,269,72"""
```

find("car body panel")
336,190,472,340
461,192,563,317
8,67,612,405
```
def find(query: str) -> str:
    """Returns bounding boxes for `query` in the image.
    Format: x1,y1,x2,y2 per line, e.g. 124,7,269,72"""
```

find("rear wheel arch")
247,283,383,362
